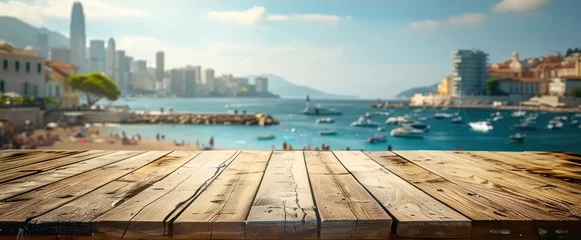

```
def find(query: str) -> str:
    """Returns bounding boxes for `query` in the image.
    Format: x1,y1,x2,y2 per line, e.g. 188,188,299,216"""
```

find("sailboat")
302,95,342,116
511,103,526,117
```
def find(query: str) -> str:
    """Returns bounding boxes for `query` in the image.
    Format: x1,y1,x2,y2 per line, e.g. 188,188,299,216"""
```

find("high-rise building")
156,51,164,82
184,66,197,97
50,47,70,62
125,56,133,90
37,33,48,59
106,38,116,77
69,2,86,73
133,60,147,72
114,50,126,91
451,49,489,96
89,40,106,73
255,77,268,93
204,68,215,92
170,69,185,96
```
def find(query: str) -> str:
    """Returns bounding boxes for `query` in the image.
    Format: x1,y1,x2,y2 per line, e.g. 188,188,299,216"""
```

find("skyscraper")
133,60,147,72
156,51,164,82
114,50,126,91
204,68,215,92
37,33,48,59
185,66,197,97
451,49,489,96
255,77,268,93
89,40,106,73
70,2,86,73
106,38,116,77
50,47,70,62
170,69,185,96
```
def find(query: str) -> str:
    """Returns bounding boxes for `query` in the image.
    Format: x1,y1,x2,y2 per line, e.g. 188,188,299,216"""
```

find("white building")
106,38,116,78
184,66,197,97
50,47,70,63
170,68,185,96
89,39,106,73
549,77,581,97
133,60,147,72
156,51,164,83
203,68,215,92
132,71,156,91
451,49,489,96
255,77,268,93
0,41,46,97
114,50,126,92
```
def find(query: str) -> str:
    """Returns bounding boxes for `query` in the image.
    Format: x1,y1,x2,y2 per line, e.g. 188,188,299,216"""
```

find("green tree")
67,72,121,106
570,88,581,98
486,76,507,96
566,48,573,57
575,48,581,54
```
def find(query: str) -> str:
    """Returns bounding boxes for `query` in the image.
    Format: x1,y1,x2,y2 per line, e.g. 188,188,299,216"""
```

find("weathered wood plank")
335,151,470,238
395,151,581,239
92,150,239,238
0,151,169,236
173,151,271,239
246,151,318,239
499,151,581,183
0,151,143,200
529,152,581,166
304,151,392,239
29,151,201,236
0,150,110,183
0,150,84,171
365,151,531,238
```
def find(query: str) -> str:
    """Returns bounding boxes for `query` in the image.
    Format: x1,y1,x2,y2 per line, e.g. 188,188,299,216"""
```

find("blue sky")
1,0,580,98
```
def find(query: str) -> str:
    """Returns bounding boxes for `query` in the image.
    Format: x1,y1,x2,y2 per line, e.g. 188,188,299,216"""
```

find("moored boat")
316,117,335,124
509,133,526,143
469,121,493,132
434,113,453,119
256,134,275,140
450,116,463,124
368,134,388,143
319,130,338,136
390,127,424,138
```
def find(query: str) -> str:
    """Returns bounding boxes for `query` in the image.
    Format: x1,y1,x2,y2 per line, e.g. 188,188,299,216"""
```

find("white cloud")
409,20,441,32
0,0,149,27
207,6,266,25
447,13,487,25
208,6,349,25
493,0,551,13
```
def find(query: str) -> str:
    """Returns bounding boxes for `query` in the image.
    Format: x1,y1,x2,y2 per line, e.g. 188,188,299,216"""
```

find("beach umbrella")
46,122,58,128
2,92,22,98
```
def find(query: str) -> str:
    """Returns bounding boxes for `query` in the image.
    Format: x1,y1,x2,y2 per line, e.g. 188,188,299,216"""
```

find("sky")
1,0,580,98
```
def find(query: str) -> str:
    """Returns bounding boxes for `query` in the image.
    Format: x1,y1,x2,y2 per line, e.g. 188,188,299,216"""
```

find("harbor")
0,150,579,239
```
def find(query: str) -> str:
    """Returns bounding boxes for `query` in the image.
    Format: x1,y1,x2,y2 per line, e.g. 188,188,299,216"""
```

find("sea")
101,98,581,152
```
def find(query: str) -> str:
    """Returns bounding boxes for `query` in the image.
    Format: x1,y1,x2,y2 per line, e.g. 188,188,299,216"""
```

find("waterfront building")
24,46,42,56
184,66,197,97
549,77,581,97
437,75,452,96
50,47,70,62
451,49,489,96
133,60,147,72
170,68,185,96
156,51,164,83
88,40,106,73
69,2,86,73
114,50,126,92
106,38,116,77
132,71,156,91
204,68,215,92
0,41,46,97
37,33,49,59
499,78,540,98
255,77,268,93
45,61,80,108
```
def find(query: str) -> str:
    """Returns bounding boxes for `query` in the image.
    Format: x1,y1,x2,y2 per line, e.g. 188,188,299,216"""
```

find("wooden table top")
0,150,579,239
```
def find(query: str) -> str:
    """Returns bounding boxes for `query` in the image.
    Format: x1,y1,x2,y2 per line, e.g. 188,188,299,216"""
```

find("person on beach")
282,141,288,150
209,136,214,148
156,133,160,141
346,147,350,151
289,145,294,150
388,145,392,151
161,135,165,141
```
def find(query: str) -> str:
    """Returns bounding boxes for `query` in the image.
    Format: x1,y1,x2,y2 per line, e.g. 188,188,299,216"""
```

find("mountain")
0,16,68,50
247,74,358,99
395,82,439,99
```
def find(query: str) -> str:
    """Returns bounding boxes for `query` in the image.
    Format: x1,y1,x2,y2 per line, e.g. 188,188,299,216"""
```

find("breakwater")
123,112,279,126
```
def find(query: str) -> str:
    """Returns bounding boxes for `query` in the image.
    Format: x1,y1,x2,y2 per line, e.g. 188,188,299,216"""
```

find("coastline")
370,104,581,113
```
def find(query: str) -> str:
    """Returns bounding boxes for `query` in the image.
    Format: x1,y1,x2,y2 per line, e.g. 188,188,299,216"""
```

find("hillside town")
411,49,581,109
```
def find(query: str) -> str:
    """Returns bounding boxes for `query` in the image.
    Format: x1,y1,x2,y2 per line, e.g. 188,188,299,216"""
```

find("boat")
404,122,431,132
509,133,526,143
368,134,388,143
513,121,537,130
417,117,427,121
434,113,453,119
386,116,413,125
390,127,424,139
571,120,579,125
319,130,338,136
350,118,380,128
554,116,568,122
377,127,386,132
511,104,526,117
450,116,463,124
575,113,581,118
469,121,493,132
303,95,342,116
547,121,564,130
316,118,335,124
256,134,275,140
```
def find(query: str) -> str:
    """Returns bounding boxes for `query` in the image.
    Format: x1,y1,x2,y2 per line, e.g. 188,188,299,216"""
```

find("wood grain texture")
0,150,84,171
92,150,239,238
494,151,581,184
246,151,318,239
305,151,392,239
365,151,531,238
0,151,143,200
29,151,201,236
0,150,110,183
335,151,470,238
395,151,581,239
0,151,168,236
173,151,271,239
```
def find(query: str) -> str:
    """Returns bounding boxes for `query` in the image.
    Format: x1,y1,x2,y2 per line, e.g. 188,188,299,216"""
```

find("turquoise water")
104,98,581,152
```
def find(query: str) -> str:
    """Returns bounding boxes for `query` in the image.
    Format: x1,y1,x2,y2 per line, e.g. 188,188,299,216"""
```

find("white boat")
367,134,388,143
513,120,537,130
434,113,453,119
303,95,342,116
509,133,526,143
469,121,493,132
403,122,430,132
316,118,335,124
492,115,504,122
450,116,463,124
417,117,427,121
511,111,526,117
390,127,424,139
385,116,413,125
351,119,380,128
574,113,581,118
547,121,564,130
571,120,579,125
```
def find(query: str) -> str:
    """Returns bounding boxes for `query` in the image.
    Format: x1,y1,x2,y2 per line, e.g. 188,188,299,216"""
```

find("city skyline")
1,0,581,98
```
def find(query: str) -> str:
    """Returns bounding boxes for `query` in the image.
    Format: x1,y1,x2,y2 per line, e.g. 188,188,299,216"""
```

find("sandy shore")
33,127,202,151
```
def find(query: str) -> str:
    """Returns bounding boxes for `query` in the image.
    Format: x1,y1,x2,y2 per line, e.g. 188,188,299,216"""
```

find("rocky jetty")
123,113,279,126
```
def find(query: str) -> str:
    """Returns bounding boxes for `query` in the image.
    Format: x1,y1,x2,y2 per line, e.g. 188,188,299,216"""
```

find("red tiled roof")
543,55,563,63
489,68,518,73
0,42,44,59
535,62,561,70
45,61,78,70
503,77,542,82
558,63,575,69
559,75,581,79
